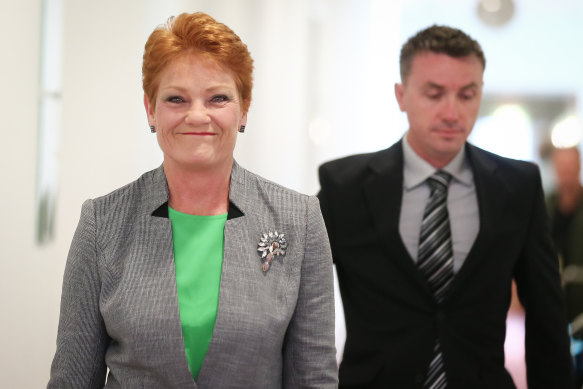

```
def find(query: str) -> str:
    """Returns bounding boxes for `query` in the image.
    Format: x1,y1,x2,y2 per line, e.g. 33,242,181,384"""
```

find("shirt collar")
402,132,473,190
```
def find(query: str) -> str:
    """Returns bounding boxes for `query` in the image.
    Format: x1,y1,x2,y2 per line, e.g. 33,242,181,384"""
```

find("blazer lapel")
196,161,249,383
363,141,435,296
447,144,509,296
146,166,199,388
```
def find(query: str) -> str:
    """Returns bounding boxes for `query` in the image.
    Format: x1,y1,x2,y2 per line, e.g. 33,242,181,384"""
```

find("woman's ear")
144,93,155,124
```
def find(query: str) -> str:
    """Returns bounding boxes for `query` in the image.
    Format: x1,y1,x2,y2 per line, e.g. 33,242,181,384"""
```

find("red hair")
142,12,254,112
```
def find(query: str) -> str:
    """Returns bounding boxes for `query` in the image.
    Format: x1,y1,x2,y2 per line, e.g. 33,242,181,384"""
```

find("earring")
150,125,156,133
239,125,246,133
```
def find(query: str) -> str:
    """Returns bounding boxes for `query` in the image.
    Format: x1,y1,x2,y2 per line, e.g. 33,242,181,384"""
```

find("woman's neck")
164,160,232,215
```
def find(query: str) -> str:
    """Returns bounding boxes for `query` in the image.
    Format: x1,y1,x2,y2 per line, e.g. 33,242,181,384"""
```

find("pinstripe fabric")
418,170,452,389
47,161,338,389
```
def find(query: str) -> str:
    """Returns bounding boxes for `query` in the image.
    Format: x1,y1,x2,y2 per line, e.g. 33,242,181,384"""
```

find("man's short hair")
399,25,485,83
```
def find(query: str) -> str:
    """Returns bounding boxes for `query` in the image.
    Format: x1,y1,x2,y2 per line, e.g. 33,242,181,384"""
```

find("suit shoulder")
93,168,157,201
319,149,386,186
88,167,162,219
469,144,539,173
319,151,376,172
468,144,542,191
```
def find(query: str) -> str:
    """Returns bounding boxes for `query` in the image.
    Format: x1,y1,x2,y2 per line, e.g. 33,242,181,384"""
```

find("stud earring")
150,125,156,133
239,125,246,133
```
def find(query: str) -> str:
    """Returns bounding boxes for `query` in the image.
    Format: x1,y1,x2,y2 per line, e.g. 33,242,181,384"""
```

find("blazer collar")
227,160,248,218
447,143,509,294
140,161,249,388
364,140,437,297
364,141,404,236
149,161,246,219
363,141,512,303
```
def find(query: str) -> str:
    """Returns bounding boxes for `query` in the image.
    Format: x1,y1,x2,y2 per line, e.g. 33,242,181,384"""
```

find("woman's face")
145,53,247,173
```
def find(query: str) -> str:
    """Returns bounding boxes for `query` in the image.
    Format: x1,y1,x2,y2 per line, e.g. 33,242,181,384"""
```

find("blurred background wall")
2,0,582,387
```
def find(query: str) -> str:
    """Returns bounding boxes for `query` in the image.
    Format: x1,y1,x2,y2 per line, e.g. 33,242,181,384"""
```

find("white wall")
2,0,583,387
0,1,60,387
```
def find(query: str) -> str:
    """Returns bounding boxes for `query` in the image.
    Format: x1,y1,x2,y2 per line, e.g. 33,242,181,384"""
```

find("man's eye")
427,94,441,100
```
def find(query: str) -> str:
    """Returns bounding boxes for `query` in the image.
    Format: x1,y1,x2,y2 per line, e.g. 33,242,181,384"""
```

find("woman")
47,12,337,389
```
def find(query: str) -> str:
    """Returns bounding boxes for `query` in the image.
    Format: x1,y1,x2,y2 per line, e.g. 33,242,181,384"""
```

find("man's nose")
442,97,459,123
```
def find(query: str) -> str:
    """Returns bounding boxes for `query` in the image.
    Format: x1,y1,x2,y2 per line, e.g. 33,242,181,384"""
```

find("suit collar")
363,141,512,303
446,144,509,296
227,160,247,219
148,164,170,214
402,133,471,189
364,141,436,298
149,162,245,220
141,161,250,387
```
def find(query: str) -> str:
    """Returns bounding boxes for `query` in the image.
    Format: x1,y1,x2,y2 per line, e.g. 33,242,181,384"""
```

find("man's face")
395,51,484,167
552,148,581,191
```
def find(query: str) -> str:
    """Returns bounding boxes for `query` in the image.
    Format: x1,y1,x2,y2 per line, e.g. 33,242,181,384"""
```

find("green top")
168,207,227,380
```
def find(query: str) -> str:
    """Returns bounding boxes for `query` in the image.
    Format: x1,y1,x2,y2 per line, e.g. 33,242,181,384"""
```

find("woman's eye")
211,95,229,103
166,96,184,103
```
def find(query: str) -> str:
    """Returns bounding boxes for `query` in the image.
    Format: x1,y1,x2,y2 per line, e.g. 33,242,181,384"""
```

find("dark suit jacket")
318,141,572,389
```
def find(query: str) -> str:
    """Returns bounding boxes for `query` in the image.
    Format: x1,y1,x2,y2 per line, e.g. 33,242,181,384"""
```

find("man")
547,146,583,386
318,25,572,388
548,146,583,326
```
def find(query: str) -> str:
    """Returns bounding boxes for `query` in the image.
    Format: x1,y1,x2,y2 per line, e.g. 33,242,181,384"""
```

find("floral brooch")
257,231,287,272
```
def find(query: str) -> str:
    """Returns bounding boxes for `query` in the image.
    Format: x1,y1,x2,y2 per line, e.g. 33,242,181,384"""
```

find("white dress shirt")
399,134,480,273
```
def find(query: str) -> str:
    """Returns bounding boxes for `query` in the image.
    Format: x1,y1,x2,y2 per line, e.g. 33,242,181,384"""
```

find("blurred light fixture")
551,114,583,149
470,103,534,160
477,0,515,26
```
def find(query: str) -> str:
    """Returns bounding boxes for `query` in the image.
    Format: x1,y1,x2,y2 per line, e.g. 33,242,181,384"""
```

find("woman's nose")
184,101,211,124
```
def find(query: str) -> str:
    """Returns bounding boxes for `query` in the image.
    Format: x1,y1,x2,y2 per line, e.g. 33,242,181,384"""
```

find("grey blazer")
48,161,338,389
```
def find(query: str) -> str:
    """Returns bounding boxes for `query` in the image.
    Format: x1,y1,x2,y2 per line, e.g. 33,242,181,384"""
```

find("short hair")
399,25,485,83
142,12,254,112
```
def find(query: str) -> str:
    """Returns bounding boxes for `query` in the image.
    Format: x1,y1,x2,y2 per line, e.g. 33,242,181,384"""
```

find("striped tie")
418,170,453,389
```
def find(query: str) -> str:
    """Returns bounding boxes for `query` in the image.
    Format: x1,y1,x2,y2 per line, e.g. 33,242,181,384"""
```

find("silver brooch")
257,231,287,272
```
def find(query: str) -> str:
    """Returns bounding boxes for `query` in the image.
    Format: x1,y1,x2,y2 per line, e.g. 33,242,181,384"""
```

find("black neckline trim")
152,201,244,220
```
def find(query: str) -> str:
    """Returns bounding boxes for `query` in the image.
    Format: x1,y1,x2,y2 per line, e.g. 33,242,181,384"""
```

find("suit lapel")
447,144,509,297
363,141,435,296
196,161,249,383
147,166,198,388
363,142,512,301
147,162,250,387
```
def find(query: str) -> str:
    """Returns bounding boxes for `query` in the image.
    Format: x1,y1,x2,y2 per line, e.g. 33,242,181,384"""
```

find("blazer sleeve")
282,195,338,388
317,164,337,263
47,199,109,389
513,166,573,388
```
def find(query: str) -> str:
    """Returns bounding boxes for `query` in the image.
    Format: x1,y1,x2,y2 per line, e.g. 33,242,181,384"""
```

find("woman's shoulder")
231,162,320,222
234,163,312,202
88,166,167,218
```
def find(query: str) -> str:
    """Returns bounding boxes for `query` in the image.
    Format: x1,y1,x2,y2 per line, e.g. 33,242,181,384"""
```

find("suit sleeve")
282,195,338,388
47,199,109,389
514,166,573,388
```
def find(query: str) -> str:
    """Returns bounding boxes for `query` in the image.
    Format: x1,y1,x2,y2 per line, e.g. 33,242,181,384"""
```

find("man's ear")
394,83,406,112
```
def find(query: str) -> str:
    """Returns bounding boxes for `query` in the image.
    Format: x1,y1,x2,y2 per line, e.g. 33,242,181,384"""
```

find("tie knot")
428,170,452,192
